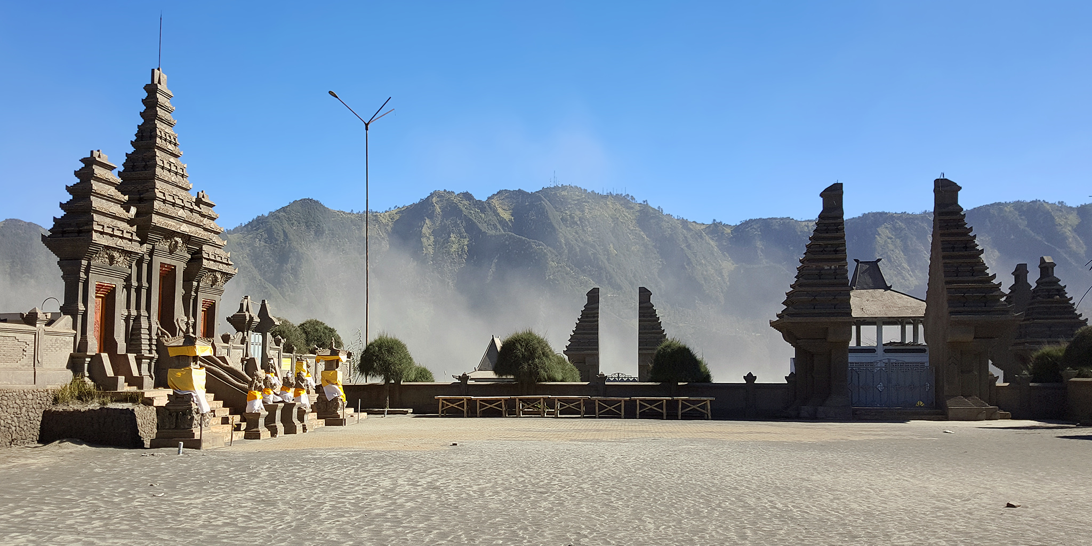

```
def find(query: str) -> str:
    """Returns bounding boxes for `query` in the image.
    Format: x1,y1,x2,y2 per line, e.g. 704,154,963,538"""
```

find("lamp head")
328,90,339,99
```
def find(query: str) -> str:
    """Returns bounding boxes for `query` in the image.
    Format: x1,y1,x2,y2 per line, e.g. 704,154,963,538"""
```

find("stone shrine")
924,178,1016,420
42,68,236,388
1009,256,1087,366
770,183,853,419
564,288,600,381
636,287,667,381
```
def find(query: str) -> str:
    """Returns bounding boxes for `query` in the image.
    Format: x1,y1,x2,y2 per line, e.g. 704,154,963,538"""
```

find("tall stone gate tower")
770,183,853,419
924,178,1015,419
43,68,236,387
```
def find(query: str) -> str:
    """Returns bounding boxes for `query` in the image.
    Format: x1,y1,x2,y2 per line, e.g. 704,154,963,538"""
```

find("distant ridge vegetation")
4,186,1092,380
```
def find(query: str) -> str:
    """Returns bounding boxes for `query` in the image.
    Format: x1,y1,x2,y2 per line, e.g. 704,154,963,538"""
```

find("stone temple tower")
43,68,236,388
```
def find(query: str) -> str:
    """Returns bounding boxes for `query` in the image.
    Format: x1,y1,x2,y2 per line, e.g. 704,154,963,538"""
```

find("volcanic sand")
0,416,1089,545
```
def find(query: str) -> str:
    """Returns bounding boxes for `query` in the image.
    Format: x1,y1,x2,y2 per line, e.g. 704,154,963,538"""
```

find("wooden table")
436,396,471,417
513,395,551,417
634,397,671,419
592,397,627,418
473,396,508,417
553,396,589,417
675,396,714,419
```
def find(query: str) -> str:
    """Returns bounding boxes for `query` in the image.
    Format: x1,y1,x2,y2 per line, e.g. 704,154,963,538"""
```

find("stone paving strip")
0,417,1088,545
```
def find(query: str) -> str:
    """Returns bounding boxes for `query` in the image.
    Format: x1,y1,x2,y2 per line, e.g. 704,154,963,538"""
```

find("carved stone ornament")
90,247,133,267
202,272,226,288
165,236,186,255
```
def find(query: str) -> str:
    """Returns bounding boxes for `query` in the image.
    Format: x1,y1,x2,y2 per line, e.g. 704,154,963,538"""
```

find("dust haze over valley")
5,186,1092,382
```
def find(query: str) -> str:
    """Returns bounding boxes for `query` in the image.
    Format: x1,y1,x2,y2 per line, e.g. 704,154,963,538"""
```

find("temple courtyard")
0,417,1088,545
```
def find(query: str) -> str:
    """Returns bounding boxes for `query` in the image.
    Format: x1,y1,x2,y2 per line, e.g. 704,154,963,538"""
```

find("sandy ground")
0,416,1089,545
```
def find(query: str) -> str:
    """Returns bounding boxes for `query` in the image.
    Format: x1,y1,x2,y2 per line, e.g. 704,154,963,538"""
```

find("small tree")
494,330,558,384
299,319,343,350
649,339,712,383
270,318,306,353
359,335,415,384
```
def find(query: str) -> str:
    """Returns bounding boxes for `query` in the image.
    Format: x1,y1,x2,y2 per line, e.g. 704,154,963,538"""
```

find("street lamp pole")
328,91,393,346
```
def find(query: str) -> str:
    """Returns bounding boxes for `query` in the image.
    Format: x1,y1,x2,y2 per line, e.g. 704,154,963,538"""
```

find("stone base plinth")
244,412,271,439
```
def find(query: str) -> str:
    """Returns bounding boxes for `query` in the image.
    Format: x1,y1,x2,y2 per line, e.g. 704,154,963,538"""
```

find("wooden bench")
634,397,671,419
513,395,551,417
675,396,714,419
473,396,508,417
435,396,471,417
553,396,589,417
592,397,627,418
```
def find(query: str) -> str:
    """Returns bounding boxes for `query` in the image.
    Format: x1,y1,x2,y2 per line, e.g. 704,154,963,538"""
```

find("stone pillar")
770,183,853,420
924,178,1017,419
637,287,667,381
564,288,600,381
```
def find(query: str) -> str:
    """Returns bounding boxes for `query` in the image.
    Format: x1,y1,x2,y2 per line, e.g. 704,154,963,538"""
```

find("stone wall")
0,388,55,447
0,315,76,387
993,381,1067,420
39,405,157,448
1067,378,1092,424
343,381,791,419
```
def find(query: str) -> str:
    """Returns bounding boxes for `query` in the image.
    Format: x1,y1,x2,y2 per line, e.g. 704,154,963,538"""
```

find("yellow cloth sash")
167,367,206,392
247,390,261,401
166,345,213,357
320,369,345,401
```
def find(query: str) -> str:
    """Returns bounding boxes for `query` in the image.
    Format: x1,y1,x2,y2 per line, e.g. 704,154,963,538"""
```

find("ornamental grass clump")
53,377,101,405
649,339,712,383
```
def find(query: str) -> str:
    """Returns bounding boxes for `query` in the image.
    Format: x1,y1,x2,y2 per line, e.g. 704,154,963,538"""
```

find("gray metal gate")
848,359,933,408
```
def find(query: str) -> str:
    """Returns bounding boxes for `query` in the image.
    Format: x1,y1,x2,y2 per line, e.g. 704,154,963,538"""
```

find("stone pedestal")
279,402,303,434
297,406,313,432
243,411,271,440
153,393,215,448
263,404,284,437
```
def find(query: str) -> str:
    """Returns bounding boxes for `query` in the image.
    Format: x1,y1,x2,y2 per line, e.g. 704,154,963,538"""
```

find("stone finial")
934,178,962,211
819,183,843,217
639,286,652,304
151,67,167,86
255,299,279,334
1013,263,1028,284
21,307,49,326
744,372,757,384
1039,256,1056,280
227,296,258,334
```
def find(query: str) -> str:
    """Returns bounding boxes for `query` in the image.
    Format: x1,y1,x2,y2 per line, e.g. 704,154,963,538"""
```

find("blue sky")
1,1,1090,229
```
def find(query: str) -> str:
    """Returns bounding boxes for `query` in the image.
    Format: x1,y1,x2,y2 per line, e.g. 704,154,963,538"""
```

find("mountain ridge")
3,187,1090,380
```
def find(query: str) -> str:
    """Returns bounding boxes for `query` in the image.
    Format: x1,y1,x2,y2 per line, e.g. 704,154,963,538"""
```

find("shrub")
1029,344,1067,383
649,339,713,383
299,319,343,350
270,318,306,353
404,365,435,382
360,335,415,384
1062,326,1092,371
547,354,581,382
495,330,559,384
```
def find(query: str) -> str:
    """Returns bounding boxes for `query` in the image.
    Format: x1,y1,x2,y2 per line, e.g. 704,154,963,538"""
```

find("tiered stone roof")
1013,257,1086,349
43,151,142,264
564,288,599,360
927,179,1010,317
637,287,666,356
775,183,851,320
117,68,235,278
